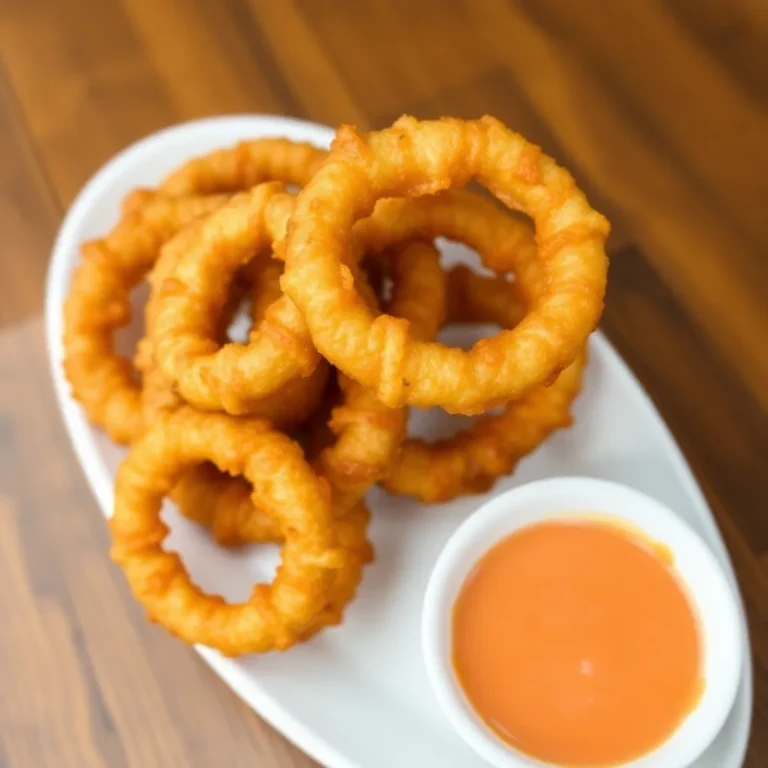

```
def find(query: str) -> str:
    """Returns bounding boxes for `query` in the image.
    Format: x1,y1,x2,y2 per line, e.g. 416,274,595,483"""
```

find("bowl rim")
422,475,743,768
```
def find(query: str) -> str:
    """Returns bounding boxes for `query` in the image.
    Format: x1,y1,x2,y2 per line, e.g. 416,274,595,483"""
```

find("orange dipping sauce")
453,519,703,766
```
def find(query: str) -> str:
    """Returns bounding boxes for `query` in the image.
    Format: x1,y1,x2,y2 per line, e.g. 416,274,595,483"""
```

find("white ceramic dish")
45,115,752,768
423,477,743,768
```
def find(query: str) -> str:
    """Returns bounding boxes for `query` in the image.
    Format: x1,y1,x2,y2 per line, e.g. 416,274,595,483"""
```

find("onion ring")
109,407,346,655
156,238,446,635
64,136,326,442
141,244,330,546
159,138,326,196
141,228,329,426
315,240,446,512
63,193,226,443
177,233,446,518
149,185,378,415
382,264,586,502
150,184,325,414
141,208,386,633
282,115,609,413
355,189,587,501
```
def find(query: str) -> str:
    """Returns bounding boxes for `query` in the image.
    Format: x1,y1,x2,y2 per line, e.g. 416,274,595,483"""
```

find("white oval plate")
46,116,752,768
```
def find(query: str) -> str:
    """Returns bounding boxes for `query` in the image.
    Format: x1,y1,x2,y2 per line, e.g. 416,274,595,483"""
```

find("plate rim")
44,114,753,768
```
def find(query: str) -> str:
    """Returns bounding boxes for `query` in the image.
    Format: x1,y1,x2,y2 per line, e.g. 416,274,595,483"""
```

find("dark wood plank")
665,0,768,104
518,0,768,249
0,59,58,327
244,0,367,126
296,0,496,123
0,0,177,204
601,247,768,763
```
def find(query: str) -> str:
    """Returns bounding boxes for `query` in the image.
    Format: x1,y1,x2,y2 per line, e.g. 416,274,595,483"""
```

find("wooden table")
0,1,765,765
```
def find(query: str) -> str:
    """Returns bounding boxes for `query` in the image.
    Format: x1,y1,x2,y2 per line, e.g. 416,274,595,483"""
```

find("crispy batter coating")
106,184,327,562
249,258,284,325
64,136,328,441
142,229,329,426
63,194,226,443
283,116,609,413
354,188,587,501
140,367,329,516
159,138,326,196
160,238,446,635
138,202,378,633
141,243,330,543
72,121,609,655
174,239,445,632
151,184,328,414
298,502,373,639
169,461,282,546
110,408,346,655
382,265,586,502
149,184,381,416
315,240,446,513
140,357,329,434
355,190,541,290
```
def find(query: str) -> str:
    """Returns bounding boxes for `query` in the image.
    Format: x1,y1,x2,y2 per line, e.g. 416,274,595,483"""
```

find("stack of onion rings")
62,116,609,655
283,115,608,413
64,138,328,442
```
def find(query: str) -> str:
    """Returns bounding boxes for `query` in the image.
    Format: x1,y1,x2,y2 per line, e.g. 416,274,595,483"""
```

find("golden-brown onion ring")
159,138,326,196
182,236,446,529
315,240,446,513
141,238,329,427
150,184,327,414
63,194,226,443
149,185,381,416
283,115,609,413
141,247,329,545
382,265,586,502
357,190,586,501
168,239,446,634
64,136,327,442
109,408,346,655
142,213,383,633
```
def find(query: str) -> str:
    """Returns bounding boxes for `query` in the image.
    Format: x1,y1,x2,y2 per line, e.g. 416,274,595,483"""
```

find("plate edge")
43,114,753,768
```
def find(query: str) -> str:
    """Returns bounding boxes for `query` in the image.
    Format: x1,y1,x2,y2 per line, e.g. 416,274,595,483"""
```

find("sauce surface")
452,519,702,766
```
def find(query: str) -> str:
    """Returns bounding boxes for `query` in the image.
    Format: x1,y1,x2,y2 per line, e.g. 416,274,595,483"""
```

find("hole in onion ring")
159,497,281,604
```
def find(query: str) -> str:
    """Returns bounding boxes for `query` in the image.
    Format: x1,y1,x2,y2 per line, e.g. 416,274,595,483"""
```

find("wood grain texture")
0,0,765,765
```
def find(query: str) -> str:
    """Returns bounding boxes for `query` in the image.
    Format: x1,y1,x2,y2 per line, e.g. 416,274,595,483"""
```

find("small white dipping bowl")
422,476,742,768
